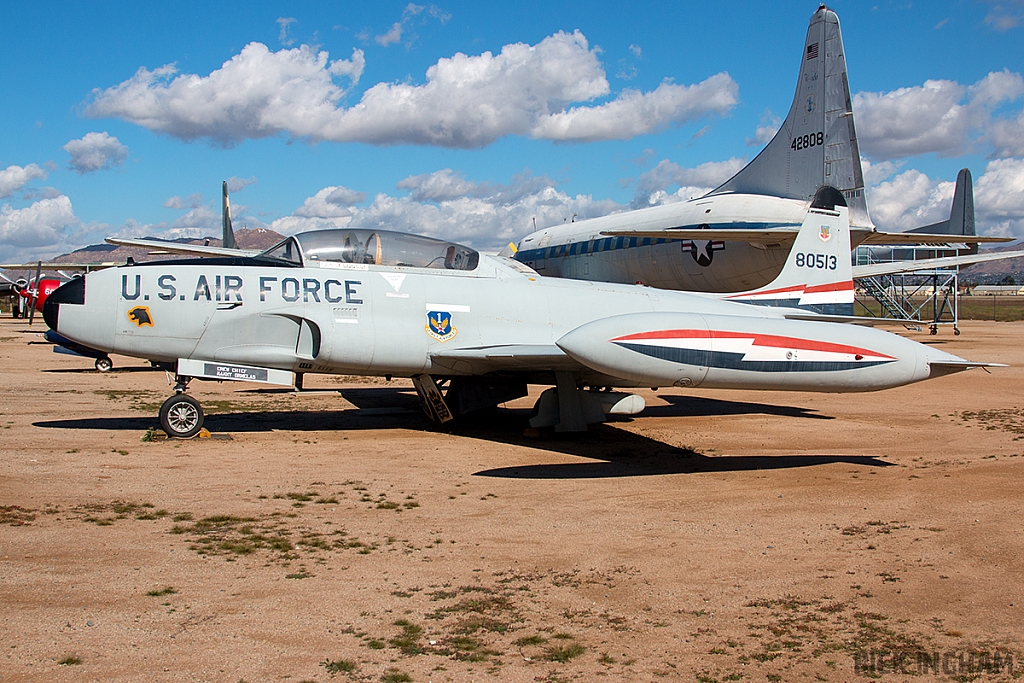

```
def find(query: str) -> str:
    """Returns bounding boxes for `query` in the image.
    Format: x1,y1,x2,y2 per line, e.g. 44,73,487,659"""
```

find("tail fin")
709,5,871,228
221,180,237,250
724,186,854,315
908,168,976,253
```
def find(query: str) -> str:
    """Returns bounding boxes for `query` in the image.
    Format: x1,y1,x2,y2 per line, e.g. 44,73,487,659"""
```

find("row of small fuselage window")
518,236,674,262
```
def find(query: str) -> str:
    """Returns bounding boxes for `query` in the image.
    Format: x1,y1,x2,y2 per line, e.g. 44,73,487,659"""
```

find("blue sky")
2,0,1024,261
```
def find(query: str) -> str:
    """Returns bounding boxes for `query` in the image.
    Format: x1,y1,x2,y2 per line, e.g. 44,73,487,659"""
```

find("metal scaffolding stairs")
854,247,961,334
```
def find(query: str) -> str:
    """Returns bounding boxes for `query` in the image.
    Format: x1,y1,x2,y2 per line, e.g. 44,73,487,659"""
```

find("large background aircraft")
511,6,1016,293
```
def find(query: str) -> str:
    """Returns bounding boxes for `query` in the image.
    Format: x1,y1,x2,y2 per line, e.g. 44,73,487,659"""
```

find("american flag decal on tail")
806,42,819,60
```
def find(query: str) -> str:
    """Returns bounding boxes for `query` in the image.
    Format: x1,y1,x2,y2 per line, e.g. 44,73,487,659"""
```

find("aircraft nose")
43,276,85,331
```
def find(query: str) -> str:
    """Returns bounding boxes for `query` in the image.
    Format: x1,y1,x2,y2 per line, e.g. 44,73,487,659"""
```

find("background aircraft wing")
104,237,262,258
853,229,1012,246
852,249,1024,279
1,261,123,271
600,227,1011,247
600,228,799,244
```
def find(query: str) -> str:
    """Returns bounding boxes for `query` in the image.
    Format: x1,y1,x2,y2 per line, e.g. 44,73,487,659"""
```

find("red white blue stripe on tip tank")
610,329,897,373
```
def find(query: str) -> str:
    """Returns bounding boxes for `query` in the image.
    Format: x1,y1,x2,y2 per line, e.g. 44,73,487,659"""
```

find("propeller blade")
28,261,41,325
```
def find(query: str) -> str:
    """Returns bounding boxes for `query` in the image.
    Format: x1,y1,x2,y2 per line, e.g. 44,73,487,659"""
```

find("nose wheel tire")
159,394,204,438
95,356,113,372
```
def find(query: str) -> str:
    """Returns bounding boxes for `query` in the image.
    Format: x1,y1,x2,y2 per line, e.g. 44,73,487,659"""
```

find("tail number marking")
795,253,837,270
791,132,824,151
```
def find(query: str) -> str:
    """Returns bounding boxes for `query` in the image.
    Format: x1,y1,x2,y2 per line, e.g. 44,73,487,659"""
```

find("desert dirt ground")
2,317,1023,683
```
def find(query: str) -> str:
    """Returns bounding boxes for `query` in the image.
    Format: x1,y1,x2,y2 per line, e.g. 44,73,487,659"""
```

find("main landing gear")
158,375,204,438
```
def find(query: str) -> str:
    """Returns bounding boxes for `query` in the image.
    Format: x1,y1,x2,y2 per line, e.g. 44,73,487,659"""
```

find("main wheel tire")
159,394,204,438
95,356,113,372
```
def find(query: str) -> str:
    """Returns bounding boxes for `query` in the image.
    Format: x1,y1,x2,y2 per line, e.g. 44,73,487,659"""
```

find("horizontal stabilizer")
781,312,885,325
928,359,1007,378
105,237,262,258
931,360,1007,369
852,249,1024,279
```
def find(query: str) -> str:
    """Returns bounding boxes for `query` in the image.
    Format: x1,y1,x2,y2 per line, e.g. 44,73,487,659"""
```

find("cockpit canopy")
259,229,480,271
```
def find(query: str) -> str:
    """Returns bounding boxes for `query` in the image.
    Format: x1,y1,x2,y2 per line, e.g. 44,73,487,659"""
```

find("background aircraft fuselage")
514,194,806,291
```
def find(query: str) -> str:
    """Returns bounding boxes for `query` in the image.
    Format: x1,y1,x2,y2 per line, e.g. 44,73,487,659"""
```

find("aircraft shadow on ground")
473,443,893,479
646,394,833,420
33,389,886,477
460,414,891,479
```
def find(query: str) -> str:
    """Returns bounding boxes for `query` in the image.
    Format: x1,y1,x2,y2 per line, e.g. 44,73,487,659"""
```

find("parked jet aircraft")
511,5,1013,292
44,188,999,438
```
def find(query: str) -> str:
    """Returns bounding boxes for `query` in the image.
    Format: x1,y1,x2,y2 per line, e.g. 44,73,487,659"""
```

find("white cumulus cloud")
0,195,78,249
854,70,1024,160
85,44,367,147
746,109,781,147
864,169,953,231
271,171,621,248
988,109,1024,158
374,4,450,48
63,132,129,173
84,32,737,149
631,157,746,207
531,73,737,142
974,157,1024,234
226,176,257,193
0,163,48,199
292,185,365,222
277,17,297,46
163,192,204,210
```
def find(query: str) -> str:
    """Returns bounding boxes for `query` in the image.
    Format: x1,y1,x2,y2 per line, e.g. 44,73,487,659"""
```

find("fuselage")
44,229,962,394
513,193,813,292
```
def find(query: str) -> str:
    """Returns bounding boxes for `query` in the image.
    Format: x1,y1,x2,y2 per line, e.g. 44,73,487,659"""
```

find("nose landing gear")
158,376,204,438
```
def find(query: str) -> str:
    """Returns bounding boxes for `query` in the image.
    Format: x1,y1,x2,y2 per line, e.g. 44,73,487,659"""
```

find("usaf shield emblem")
818,224,832,242
426,311,457,342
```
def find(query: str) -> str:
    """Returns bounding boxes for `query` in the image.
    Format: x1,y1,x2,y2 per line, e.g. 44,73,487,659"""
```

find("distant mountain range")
959,241,1024,283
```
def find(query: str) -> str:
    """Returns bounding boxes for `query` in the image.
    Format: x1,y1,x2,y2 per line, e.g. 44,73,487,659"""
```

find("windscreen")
290,229,479,271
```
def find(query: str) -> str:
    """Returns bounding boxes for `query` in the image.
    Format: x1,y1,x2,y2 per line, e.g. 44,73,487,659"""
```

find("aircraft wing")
600,227,1013,247
428,344,581,374
852,250,1024,279
853,229,1012,245
1,261,124,271
104,237,262,258
600,228,799,244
